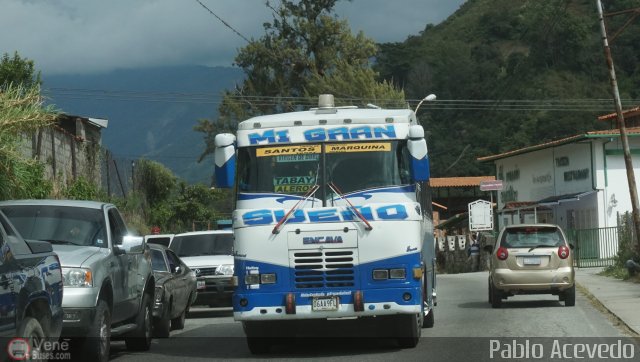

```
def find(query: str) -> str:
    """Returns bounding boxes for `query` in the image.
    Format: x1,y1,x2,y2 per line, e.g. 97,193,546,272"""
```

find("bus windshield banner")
256,145,321,157
325,142,391,153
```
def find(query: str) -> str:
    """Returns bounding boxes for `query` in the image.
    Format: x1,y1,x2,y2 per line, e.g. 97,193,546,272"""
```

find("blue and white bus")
214,94,436,353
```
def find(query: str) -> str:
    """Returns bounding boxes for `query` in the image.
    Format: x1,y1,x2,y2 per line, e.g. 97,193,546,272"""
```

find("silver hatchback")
487,224,575,308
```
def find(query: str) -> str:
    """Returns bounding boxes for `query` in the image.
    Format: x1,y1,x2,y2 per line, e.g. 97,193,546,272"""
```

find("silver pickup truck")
0,200,155,362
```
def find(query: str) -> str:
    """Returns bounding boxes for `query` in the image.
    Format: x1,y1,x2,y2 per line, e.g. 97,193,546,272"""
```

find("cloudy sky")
1,0,466,75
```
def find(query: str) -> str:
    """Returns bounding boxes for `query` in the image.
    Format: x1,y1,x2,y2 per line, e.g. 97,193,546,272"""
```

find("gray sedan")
149,243,197,337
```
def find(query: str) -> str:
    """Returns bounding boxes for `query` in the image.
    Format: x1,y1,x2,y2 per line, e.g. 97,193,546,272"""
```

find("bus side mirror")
407,125,430,182
214,133,236,188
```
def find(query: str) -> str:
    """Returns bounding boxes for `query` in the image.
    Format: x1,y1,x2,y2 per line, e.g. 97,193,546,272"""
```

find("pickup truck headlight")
62,267,93,287
216,264,234,276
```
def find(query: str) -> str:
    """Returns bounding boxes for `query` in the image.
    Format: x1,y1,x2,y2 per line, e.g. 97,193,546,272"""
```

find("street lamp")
414,94,437,115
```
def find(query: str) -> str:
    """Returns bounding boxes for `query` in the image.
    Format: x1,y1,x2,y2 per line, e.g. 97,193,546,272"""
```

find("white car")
169,230,234,307
144,233,174,247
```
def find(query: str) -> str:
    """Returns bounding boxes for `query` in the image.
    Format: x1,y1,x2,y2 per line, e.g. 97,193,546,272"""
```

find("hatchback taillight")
496,247,509,260
558,245,570,259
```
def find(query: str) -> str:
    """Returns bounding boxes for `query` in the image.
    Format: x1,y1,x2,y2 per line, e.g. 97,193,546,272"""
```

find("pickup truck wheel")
125,293,152,351
82,300,111,362
18,316,45,356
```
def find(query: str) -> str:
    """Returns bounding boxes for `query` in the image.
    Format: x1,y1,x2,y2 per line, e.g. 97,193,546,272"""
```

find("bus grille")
291,249,357,289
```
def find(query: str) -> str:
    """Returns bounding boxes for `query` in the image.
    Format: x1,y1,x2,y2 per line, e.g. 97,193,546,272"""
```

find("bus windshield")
236,140,411,197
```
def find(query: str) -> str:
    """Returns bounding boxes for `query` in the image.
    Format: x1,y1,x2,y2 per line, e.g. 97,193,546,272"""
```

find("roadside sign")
469,199,493,231
479,180,503,191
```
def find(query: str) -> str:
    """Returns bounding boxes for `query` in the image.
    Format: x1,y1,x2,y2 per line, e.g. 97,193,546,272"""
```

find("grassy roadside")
599,265,640,283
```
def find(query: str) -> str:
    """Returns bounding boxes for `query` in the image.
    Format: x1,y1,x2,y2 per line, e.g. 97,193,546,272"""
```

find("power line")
194,0,251,43
114,154,209,161
41,88,640,112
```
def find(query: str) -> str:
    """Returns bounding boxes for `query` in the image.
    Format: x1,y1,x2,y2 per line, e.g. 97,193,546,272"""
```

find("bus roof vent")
315,94,338,114
318,94,335,108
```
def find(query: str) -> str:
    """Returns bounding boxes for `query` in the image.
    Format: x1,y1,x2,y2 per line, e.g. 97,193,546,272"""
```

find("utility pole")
596,0,640,255
131,160,136,192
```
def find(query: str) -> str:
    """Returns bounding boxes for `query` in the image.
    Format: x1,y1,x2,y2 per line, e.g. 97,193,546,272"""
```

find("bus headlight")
244,273,277,285
260,273,277,284
372,269,389,280
389,268,406,279
373,268,406,280
245,274,260,285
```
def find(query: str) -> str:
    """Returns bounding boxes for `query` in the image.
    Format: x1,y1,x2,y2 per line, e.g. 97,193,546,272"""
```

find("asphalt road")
109,272,638,362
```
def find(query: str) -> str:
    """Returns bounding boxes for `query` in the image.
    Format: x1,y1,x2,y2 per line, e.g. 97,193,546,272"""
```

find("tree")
168,183,222,231
133,159,177,207
0,52,41,89
195,0,404,161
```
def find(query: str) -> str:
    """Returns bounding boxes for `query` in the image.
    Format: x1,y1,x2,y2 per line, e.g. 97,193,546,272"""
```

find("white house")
477,108,640,265
478,120,640,233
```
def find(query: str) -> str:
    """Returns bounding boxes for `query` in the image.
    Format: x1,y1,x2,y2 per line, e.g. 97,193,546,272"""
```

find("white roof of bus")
237,108,415,130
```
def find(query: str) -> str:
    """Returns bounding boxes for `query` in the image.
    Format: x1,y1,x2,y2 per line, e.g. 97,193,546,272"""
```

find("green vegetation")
375,0,640,177
5,0,640,236
0,85,56,199
601,212,640,281
0,52,229,235
1,52,54,199
195,0,405,161
0,51,41,89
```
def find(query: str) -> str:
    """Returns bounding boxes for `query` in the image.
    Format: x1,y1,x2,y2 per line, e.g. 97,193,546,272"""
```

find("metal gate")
566,227,619,268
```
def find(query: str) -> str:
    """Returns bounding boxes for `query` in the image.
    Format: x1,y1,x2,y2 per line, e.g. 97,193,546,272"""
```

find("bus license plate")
312,296,339,311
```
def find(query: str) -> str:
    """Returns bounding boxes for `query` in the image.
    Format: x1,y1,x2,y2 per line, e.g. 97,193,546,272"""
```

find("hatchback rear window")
500,226,564,248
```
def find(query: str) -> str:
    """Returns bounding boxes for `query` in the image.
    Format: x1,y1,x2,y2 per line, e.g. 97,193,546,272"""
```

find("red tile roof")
598,107,640,121
430,176,495,188
478,127,640,162
503,201,537,209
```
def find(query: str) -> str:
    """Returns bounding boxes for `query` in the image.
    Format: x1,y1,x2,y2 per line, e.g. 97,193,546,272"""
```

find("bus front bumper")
233,287,422,321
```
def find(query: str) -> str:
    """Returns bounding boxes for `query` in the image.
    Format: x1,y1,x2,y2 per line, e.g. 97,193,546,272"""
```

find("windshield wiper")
43,239,76,245
272,184,320,234
328,182,373,230
528,244,552,252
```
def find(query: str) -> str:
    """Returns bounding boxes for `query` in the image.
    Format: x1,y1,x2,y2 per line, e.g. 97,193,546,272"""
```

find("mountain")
43,65,244,184
375,0,640,177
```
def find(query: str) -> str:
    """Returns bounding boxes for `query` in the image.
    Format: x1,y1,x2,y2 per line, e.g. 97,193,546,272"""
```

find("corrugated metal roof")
430,176,495,188
477,127,640,162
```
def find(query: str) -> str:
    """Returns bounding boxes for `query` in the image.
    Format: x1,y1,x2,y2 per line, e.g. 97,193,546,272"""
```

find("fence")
566,227,620,268
101,149,135,198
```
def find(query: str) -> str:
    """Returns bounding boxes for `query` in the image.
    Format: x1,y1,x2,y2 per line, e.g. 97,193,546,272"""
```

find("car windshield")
170,233,233,257
151,249,168,272
500,226,564,248
0,205,107,248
